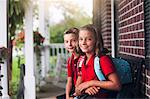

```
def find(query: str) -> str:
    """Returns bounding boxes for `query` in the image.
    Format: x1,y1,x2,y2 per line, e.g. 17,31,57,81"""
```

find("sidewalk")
36,77,66,99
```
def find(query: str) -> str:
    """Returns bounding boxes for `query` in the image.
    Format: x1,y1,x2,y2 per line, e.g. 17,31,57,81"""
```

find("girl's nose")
82,39,86,45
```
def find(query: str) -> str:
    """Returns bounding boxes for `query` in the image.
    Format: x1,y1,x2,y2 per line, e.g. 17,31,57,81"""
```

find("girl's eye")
79,38,83,41
88,38,92,41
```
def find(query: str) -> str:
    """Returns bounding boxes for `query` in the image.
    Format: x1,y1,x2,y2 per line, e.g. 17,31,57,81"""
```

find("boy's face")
64,33,78,53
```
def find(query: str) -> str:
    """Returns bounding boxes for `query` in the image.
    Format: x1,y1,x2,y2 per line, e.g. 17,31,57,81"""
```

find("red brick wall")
93,0,150,98
99,0,112,51
117,0,150,98
118,0,144,58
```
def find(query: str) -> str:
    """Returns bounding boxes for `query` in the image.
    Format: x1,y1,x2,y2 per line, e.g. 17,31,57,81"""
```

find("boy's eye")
65,41,68,43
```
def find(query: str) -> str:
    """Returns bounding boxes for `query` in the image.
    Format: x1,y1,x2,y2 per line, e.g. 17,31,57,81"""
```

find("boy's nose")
69,41,72,45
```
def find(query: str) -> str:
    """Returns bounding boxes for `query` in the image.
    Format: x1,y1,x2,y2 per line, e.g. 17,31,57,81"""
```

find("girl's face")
79,30,96,54
64,33,78,53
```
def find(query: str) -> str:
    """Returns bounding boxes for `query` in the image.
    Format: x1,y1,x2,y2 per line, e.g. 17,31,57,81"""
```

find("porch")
16,43,68,99
0,0,150,99
36,77,65,99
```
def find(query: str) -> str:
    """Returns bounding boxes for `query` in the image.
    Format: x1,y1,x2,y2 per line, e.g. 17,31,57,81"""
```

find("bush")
10,56,24,99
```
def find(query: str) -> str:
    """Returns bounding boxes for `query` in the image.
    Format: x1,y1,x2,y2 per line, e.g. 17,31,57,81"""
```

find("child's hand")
69,97,74,99
66,96,74,99
75,82,92,96
76,82,90,93
75,87,82,96
85,86,100,95
73,92,77,96
69,93,77,98
66,97,74,99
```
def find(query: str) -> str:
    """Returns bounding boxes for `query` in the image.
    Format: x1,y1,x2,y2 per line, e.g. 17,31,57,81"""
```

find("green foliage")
13,31,45,48
50,16,91,43
50,24,67,43
10,56,25,98
49,1,92,43
8,1,28,98
9,0,28,38
33,31,45,46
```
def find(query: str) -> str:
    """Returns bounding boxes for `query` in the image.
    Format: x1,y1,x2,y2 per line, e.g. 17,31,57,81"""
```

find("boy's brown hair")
64,27,79,36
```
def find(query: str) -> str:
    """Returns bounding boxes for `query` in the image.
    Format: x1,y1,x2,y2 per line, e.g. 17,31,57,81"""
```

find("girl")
63,27,82,99
75,24,121,98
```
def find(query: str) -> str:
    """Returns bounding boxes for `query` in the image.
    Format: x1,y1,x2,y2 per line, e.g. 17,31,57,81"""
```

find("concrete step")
36,77,66,99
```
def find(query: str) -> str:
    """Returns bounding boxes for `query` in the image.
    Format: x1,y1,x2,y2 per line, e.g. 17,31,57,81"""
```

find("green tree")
49,0,92,43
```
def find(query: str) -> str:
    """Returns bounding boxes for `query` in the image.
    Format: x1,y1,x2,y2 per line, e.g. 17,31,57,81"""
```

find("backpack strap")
94,56,106,81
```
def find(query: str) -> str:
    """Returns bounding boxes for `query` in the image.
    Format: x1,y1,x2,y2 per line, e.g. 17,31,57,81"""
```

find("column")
44,1,50,75
0,0,10,99
39,0,50,81
111,0,115,57
39,0,46,84
24,1,36,99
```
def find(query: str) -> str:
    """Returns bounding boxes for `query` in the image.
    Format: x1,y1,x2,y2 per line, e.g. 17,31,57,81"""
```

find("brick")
139,5,143,12
138,32,143,38
141,49,144,55
131,48,134,54
141,13,144,20
135,49,138,54
140,40,144,47
136,40,140,46
137,14,140,22
134,41,136,46
131,41,134,46
138,49,143,55
129,48,132,53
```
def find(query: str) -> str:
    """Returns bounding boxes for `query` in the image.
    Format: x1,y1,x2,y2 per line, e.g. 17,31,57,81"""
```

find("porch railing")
48,43,69,87
48,43,68,57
